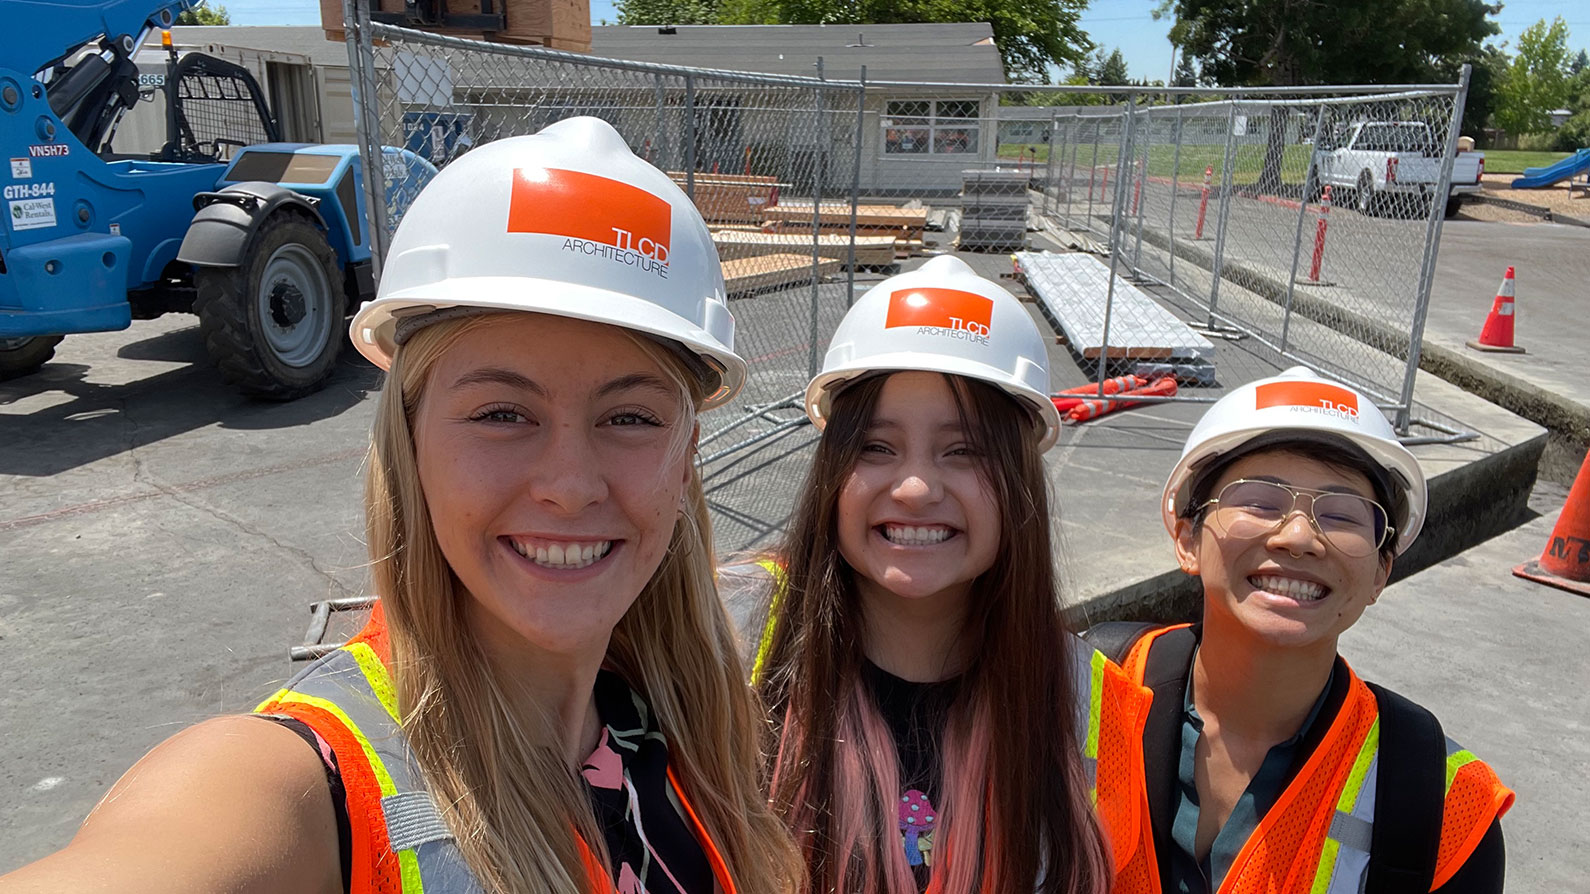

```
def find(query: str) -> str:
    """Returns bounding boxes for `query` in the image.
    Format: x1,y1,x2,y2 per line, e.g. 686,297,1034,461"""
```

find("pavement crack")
161,488,355,600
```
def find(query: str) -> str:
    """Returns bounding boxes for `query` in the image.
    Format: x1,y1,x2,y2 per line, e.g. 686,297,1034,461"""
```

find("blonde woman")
1,118,799,894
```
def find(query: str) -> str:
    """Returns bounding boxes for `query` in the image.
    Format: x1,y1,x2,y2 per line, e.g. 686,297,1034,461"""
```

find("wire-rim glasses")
1199,479,1393,558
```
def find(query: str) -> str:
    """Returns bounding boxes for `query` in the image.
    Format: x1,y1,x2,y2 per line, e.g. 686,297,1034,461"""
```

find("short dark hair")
1182,434,1403,562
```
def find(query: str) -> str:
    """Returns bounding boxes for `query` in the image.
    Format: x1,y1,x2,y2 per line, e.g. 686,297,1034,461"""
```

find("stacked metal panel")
957,168,1029,251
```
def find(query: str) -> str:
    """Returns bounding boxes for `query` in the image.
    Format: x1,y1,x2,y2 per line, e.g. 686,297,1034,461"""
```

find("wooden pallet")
669,173,782,224
712,230,898,266
1014,252,1215,361
764,203,929,232
722,254,843,295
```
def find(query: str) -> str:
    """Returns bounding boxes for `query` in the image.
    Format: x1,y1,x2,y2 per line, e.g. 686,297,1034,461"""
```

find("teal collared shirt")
1167,659,1337,893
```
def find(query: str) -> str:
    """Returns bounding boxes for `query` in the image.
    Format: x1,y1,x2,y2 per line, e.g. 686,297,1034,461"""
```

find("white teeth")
1250,575,1327,601
511,539,611,569
883,524,953,546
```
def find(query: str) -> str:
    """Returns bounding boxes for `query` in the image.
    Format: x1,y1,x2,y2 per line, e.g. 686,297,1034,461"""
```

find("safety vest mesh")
1099,625,1513,894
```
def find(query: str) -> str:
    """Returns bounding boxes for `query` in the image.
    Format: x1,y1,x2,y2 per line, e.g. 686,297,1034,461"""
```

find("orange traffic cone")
1466,266,1525,353
1514,452,1590,597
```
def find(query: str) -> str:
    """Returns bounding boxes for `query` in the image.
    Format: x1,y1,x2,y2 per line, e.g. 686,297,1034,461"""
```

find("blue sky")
224,0,1587,84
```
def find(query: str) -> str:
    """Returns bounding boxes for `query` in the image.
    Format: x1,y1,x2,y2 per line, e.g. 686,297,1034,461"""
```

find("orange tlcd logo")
506,168,671,263
1255,381,1359,417
885,288,994,337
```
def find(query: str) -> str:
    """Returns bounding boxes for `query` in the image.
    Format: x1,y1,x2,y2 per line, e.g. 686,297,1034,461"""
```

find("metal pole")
1043,110,1060,217
1167,105,1184,289
1085,121,1101,231
653,73,666,168
1096,95,1137,394
344,0,390,274
807,58,826,379
846,67,866,306
1280,102,1329,353
1207,100,1240,323
684,73,696,199
1066,115,1080,229
1396,66,1471,434
1130,108,1149,275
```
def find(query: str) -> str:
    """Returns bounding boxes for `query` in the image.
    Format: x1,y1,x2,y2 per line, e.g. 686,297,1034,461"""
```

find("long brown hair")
757,373,1109,894
366,313,801,894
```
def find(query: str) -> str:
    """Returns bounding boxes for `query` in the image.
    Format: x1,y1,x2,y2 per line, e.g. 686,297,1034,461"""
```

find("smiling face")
835,371,1001,611
410,313,696,661
1175,448,1393,652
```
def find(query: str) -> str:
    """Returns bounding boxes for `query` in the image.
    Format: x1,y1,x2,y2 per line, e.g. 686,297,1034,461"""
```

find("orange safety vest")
255,603,738,894
1096,624,1515,894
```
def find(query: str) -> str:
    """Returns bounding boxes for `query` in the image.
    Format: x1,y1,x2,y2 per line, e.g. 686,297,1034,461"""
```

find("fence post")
1066,115,1080,229
1397,66,1472,434
1130,107,1149,276
1281,101,1329,353
683,73,696,199
653,73,667,168
343,0,390,274
806,58,826,380
1085,119,1101,229
1207,99,1240,324
1096,95,1137,393
846,67,866,306
1043,110,1060,217
1167,105,1184,289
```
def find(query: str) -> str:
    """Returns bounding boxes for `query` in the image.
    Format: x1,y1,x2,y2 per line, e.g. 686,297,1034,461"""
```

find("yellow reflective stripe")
1086,649,1105,761
346,641,400,723
255,688,291,713
1310,837,1342,894
1336,717,1380,812
750,558,786,686
1309,717,1379,894
271,690,400,798
1446,749,1478,795
400,850,425,893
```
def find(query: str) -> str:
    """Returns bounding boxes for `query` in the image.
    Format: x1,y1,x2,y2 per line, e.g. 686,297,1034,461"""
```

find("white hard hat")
805,256,1061,449
349,117,746,409
1161,366,1427,554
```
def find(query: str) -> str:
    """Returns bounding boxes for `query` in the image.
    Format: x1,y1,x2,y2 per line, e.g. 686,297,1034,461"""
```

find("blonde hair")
365,313,801,894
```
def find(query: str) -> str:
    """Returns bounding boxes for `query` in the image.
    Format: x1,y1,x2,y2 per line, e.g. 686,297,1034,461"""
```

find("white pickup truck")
1314,121,1484,218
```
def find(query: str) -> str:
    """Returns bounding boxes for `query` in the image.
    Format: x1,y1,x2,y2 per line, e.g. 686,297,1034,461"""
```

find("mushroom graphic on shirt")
898,789,939,867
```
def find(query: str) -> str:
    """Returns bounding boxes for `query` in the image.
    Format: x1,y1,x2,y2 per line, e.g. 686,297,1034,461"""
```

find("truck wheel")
194,214,343,400
1444,195,1464,219
0,335,64,381
1355,171,1378,216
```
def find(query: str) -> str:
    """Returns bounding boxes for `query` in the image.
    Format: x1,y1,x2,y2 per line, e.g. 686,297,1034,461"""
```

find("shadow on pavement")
0,326,379,477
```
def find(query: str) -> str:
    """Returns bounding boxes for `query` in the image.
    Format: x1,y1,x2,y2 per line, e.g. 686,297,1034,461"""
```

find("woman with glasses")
1090,366,1513,894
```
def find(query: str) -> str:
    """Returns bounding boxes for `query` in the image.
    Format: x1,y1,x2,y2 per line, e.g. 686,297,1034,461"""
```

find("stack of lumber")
668,173,782,225
322,0,590,50
958,169,1028,251
721,254,843,295
760,203,928,256
712,230,898,267
1013,252,1215,363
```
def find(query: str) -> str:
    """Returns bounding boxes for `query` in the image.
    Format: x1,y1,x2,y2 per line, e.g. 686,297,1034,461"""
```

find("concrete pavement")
1340,504,1590,894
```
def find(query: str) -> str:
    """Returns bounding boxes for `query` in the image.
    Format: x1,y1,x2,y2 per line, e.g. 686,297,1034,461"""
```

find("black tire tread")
0,335,64,381
193,213,342,400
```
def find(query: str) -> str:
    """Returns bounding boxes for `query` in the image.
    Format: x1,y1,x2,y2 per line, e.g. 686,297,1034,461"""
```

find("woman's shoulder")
0,714,342,893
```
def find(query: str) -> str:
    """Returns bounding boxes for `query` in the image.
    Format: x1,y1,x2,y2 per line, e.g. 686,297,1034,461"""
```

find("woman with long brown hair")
723,257,1112,894
2,117,799,894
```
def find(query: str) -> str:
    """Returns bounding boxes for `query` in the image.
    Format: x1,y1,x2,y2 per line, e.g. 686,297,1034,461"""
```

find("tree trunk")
1256,104,1289,194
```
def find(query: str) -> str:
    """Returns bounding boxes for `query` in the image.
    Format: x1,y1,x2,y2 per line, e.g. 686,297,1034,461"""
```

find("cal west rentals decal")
885,287,994,344
7,180,56,231
507,168,671,278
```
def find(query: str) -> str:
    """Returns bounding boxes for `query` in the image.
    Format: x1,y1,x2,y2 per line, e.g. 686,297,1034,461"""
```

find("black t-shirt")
862,660,963,893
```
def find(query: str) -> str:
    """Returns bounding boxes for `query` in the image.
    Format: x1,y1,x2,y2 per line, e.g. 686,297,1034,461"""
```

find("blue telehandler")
0,0,433,397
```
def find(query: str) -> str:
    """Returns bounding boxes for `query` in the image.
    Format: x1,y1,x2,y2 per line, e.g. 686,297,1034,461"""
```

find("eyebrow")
867,418,966,435
450,367,545,395
596,373,677,400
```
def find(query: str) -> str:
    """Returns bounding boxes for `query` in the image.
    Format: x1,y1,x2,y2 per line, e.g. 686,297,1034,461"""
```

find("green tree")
1493,17,1574,135
1159,0,1498,191
1571,49,1589,76
1097,47,1129,86
1172,49,1198,88
715,0,1094,83
175,1,230,25
614,0,720,25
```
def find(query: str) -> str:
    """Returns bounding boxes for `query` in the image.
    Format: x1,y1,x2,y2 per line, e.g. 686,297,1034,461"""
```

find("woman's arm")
0,714,343,894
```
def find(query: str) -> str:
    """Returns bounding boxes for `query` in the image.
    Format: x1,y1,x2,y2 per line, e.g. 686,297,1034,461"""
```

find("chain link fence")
340,4,1473,550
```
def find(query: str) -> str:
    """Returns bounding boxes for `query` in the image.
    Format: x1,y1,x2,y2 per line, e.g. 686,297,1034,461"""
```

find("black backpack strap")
1364,680,1446,894
1079,620,1161,664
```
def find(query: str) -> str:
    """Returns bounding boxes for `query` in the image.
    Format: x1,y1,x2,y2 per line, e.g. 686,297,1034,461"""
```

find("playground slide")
1511,147,1590,189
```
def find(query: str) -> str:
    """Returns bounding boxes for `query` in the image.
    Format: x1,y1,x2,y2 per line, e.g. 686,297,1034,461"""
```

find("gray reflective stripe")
1081,754,1097,793
1328,811,1374,853
1323,748,1380,894
281,646,487,894
384,791,454,851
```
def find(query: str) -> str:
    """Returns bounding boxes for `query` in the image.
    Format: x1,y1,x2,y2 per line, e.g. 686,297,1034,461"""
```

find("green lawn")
998,141,1318,186
1475,149,1572,174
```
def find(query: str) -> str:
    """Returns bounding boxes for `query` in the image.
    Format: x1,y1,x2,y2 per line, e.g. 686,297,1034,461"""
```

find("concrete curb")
1468,192,1590,229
